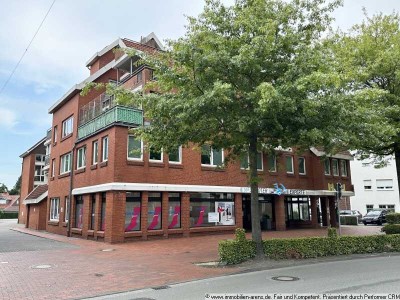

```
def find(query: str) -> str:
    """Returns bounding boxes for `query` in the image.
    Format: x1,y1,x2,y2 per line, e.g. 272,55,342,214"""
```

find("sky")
0,0,399,189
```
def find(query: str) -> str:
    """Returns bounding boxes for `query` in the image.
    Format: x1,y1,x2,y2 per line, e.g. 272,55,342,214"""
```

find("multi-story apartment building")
351,157,399,215
19,33,354,243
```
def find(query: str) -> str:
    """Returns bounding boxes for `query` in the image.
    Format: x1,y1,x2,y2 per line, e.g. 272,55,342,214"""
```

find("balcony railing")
77,105,142,140
44,154,50,166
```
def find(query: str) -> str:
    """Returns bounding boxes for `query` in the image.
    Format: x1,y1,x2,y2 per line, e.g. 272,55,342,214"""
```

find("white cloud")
0,107,17,129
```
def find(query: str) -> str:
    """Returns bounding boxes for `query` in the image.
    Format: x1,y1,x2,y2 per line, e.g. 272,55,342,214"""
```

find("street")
88,254,400,300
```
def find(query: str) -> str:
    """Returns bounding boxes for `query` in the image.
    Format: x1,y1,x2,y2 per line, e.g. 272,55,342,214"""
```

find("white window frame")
340,160,348,177
60,153,71,175
168,146,182,164
62,116,74,138
102,137,109,162
376,179,393,190
201,146,224,167
363,180,372,191
51,159,55,177
240,152,263,171
324,159,331,175
332,159,339,176
298,157,306,175
64,196,69,222
76,147,86,169
149,147,163,162
92,141,98,165
54,126,57,144
50,198,60,221
127,135,143,161
286,156,294,174
268,155,277,172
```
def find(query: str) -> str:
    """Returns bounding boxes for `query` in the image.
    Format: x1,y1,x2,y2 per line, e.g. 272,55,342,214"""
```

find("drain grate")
94,273,104,277
152,285,170,290
271,276,300,282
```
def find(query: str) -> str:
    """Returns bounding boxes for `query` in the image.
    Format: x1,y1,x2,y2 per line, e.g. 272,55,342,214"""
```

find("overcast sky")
0,0,399,189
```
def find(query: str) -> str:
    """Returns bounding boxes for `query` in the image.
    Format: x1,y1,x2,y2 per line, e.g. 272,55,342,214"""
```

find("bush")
218,228,256,264
0,211,18,219
382,224,400,234
386,213,400,225
327,227,337,238
340,215,358,225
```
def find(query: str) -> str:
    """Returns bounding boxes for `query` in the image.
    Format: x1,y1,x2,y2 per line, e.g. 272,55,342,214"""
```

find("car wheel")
377,221,382,226
363,222,367,226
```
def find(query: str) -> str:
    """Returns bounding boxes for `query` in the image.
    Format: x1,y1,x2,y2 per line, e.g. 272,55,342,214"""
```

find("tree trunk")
394,144,400,202
249,136,263,258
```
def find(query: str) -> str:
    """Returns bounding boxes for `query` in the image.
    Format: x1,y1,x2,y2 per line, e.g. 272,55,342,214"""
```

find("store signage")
240,185,306,195
208,212,219,223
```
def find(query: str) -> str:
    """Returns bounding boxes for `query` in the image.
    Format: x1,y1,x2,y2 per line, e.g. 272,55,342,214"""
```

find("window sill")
48,221,59,226
201,166,225,172
100,161,108,168
90,164,98,170
168,163,183,169
268,171,278,176
58,172,71,179
240,170,264,174
149,162,165,168
124,231,142,237
286,173,295,177
127,160,145,166
71,228,82,235
75,168,85,175
87,230,94,236
62,222,68,227
61,133,73,142
96,231,104,238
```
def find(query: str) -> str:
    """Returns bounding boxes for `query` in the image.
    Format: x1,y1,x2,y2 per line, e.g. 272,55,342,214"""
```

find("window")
168,193,181,229
148,192,162,230
332,159,339,176
51,159,56,178
190,193,235,227
340,160,348,177
268,155,276,172
149,147,163,162
366,204,374,212
125,192,141,232
240,152,263,171
62,116,73,138
379,204,395,212
50,198,60,221
100,193,106,231
201,145,223,166
127,135,142,160
75,196,83,229
34,165,45,182
60,153,71,174
64,196,69,222
76,147,86,169
376,179,393,190
90,194,96,230
102,137,108,162
285,197,310,221
364,180,372,190
92,141,98,165
298,157,306,175
168,146,182,164
324,159,331,175
53,126,58,143
285,156,294,174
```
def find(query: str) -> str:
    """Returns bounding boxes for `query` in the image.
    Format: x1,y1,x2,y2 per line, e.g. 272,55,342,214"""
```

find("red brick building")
19,33,354,243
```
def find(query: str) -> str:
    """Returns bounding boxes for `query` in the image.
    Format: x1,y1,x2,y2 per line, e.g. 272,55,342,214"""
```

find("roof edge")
19,137,47,158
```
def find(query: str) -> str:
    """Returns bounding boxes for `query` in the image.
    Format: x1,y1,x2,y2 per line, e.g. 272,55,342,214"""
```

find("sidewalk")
0,225,383,300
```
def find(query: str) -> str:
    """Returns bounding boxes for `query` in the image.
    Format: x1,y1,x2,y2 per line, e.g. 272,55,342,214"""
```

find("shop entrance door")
242,194,275,231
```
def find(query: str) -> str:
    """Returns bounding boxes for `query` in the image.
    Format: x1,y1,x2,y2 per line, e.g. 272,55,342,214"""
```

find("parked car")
362,209,388,226
340,210,363,223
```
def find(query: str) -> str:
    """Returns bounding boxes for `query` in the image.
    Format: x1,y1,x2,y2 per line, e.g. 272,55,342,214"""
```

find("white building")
351,157,399,215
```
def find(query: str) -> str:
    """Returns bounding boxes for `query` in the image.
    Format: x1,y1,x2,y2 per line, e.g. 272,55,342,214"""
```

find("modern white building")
351,157,400,215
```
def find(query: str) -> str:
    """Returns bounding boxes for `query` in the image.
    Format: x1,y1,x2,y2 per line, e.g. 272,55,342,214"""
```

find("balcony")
77,105,142,141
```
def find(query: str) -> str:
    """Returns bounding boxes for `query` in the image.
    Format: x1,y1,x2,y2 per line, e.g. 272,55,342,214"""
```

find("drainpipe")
67,144,76,237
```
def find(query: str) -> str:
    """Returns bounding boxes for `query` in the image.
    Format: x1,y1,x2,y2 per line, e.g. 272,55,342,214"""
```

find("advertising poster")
215,202,235,225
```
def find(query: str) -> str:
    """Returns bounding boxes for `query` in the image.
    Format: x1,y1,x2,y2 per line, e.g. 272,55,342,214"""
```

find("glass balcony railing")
77,105,143,140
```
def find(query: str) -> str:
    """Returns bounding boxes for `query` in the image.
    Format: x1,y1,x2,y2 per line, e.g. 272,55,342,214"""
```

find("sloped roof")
310,147,354,160
19,137,46,158
23,184,48,205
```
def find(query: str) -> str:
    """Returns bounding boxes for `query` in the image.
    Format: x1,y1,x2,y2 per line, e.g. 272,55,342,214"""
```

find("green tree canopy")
110,0,358,256
9,176,21,195
0,183,8,193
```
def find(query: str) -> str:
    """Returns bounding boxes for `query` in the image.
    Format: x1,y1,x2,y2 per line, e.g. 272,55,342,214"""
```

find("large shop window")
100,193,106,231
90,194,96,230
190,193,235,227
201,145,223,166
75,196,83,229
148,192,162,230
285,197,310,221
240,152,263,171
64,196,69,222
168,193,181,229
50,198,60,221
125,192,141,232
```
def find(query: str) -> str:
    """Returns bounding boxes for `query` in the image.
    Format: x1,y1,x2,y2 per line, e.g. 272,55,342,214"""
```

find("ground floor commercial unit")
42,183,353,243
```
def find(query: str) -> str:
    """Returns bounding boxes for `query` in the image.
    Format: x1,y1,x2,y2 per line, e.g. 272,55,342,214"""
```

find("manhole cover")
101,249,115,252
152,285,170,290
271,276,300,281
31,264,53,269
94,273,104,277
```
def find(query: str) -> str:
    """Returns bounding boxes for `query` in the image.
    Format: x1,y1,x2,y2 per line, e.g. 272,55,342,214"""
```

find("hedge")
382,224,400,235
0,211,19,219
340,215,358,225
219,229,400,264
386,213,400,225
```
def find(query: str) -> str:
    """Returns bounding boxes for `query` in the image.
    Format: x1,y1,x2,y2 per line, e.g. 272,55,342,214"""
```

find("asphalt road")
0,219,75,252
87,254,400,300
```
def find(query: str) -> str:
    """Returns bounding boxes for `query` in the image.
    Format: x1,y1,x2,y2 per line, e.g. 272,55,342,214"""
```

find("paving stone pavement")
0,219,383,300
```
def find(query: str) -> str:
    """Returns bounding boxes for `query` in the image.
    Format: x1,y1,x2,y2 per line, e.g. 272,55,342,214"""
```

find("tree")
112,0,351,257
330,12,400,197
0,183,8,193
9,176,21,195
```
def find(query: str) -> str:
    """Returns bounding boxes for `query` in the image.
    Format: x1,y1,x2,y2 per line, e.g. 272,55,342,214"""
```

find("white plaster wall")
350,157,400,215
